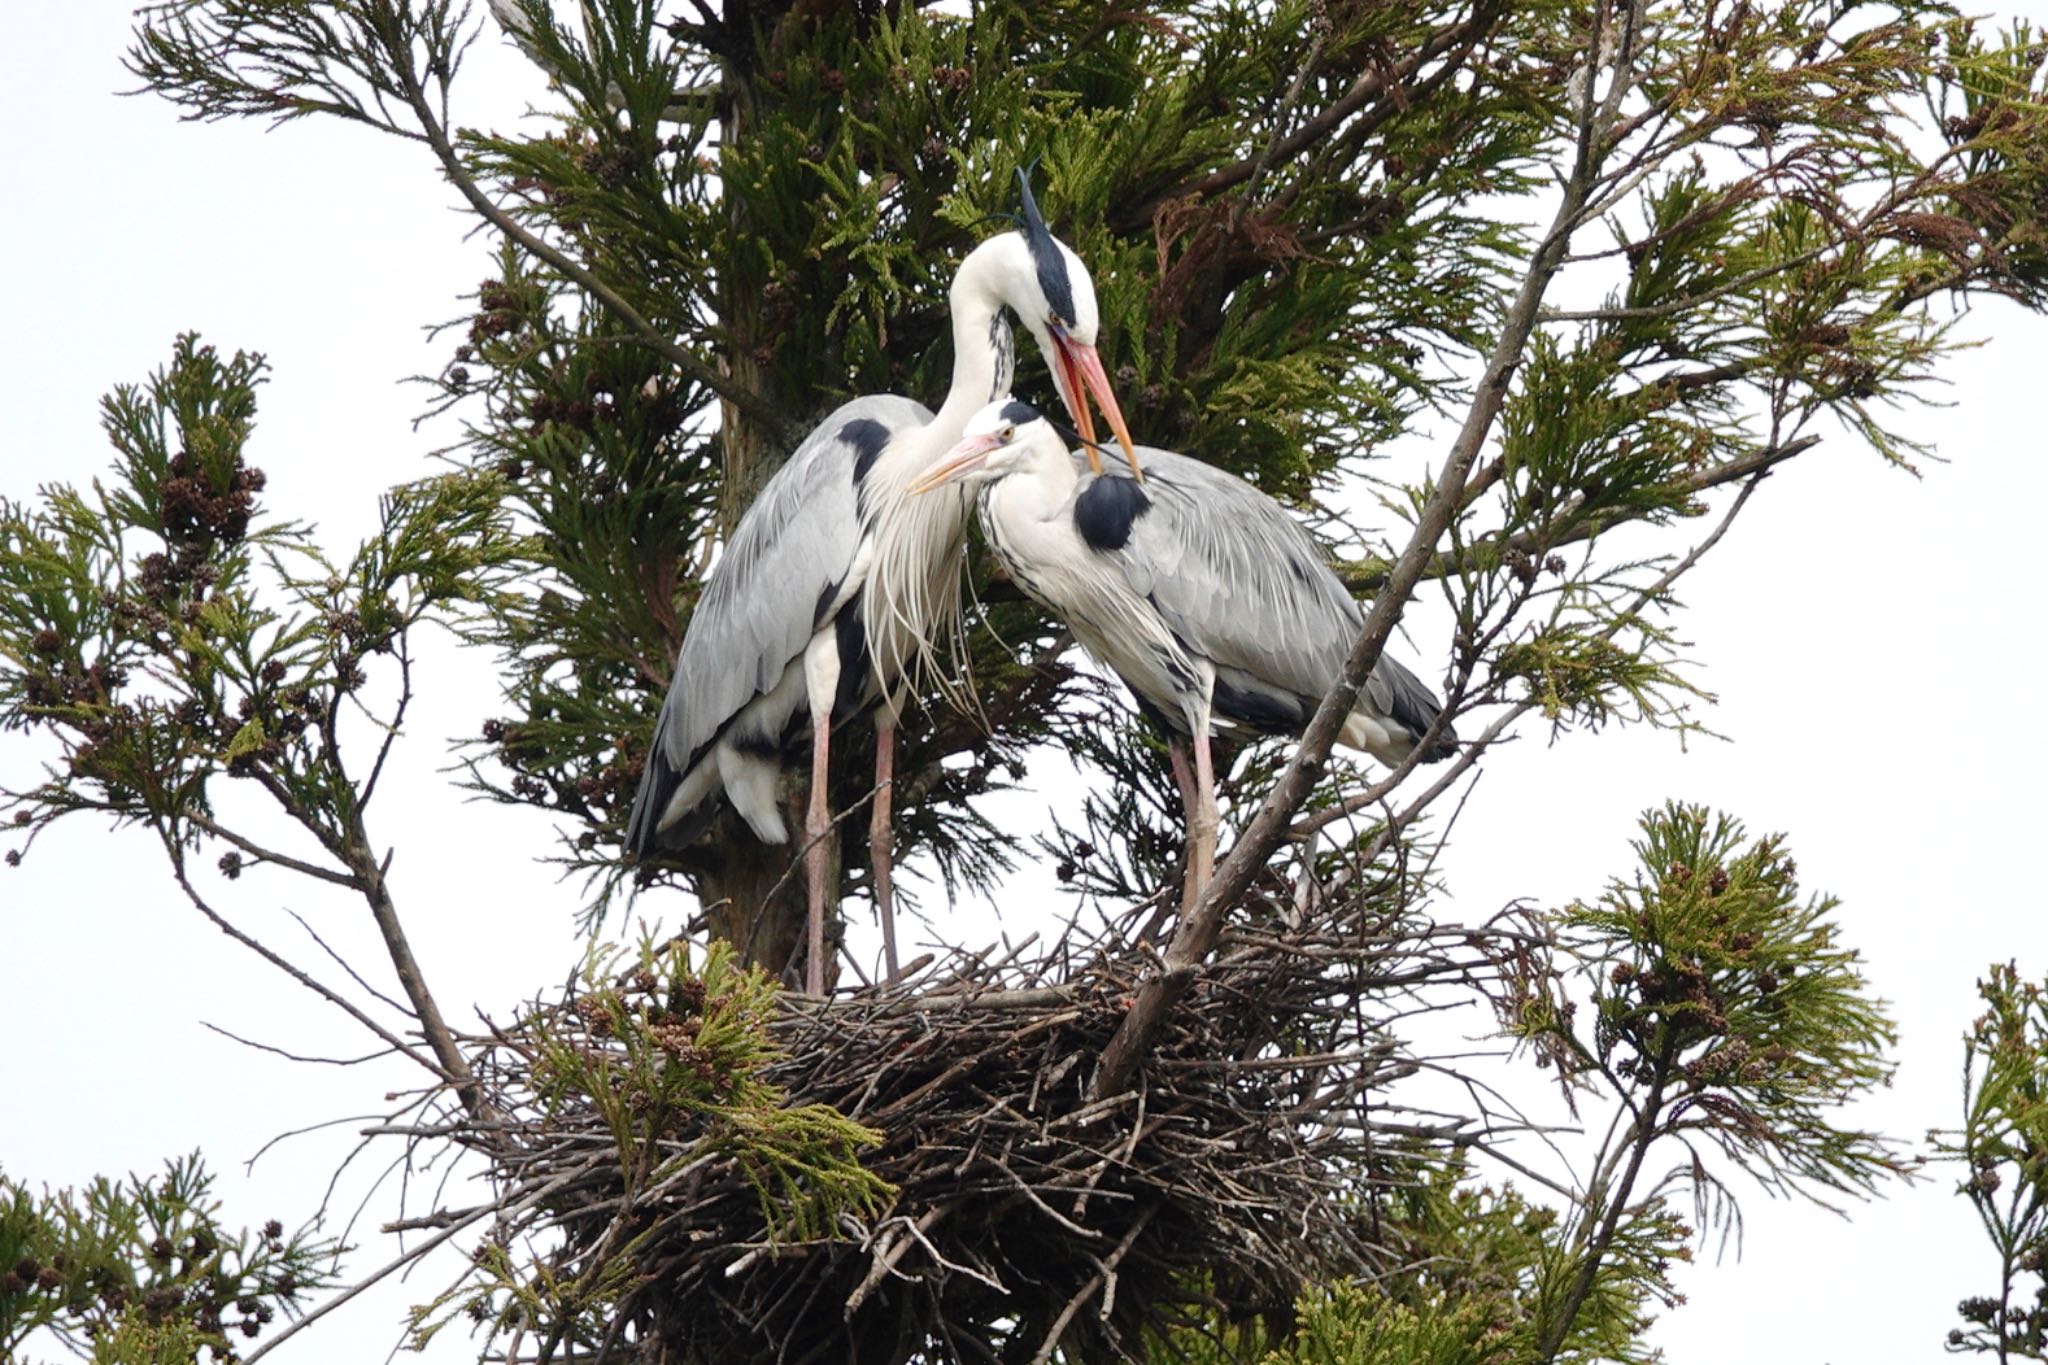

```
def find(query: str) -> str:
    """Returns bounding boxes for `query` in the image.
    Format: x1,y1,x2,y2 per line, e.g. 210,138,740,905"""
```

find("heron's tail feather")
1372,654,1458,763
624,706,682,859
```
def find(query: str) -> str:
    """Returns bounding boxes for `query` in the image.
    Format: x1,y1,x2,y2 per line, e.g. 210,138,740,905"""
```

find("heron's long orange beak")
906,430,1004,497
1048,324,1142,483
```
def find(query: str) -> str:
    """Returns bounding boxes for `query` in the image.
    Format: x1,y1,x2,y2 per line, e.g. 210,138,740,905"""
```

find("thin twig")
1028,1207,1157,1365
165,853,435,1074
200,1021,394,1068
182,809,358,888
240,1175,573,1365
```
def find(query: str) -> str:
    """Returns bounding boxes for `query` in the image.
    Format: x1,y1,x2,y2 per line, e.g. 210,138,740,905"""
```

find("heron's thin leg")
1168,742,1198,815
804,713,832,996
872,717,900,982
1189,726,1218,905
1168,742,1201,915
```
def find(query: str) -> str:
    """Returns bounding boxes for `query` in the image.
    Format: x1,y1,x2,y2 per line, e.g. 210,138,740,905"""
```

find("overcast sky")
4,4,2046,1362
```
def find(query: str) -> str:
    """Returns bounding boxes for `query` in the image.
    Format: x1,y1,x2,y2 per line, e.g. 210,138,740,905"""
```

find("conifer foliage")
0,1155,332,1364
4,0,2048,1361
1938,963,2048,1360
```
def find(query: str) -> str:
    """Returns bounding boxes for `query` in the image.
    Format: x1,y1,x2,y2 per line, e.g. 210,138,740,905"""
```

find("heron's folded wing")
660,394,931,773
1088,446,1360,701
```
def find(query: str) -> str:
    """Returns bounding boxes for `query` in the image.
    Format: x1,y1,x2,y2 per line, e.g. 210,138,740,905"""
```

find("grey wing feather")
1362,651,1450,751
627,395,929,851
1088,447,1362,698
1078,446,1453,755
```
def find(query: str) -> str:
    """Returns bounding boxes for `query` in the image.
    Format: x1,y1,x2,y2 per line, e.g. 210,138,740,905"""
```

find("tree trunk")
688,9,842,987
691,805,816,986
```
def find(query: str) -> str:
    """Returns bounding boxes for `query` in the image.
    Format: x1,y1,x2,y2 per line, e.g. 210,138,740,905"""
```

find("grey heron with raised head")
625,177,1139,995
910,400,1456,905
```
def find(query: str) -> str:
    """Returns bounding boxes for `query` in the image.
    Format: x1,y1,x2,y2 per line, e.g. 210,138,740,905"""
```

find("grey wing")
626,395,928,851
1091,446,1362,700
1084,446,1451,752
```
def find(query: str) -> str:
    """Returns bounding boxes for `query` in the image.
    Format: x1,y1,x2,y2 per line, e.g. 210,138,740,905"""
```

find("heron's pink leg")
1168,740,1213,913
1189,728,1218,905
1168,742,1198,818
872,718,900,982
804,713,832,995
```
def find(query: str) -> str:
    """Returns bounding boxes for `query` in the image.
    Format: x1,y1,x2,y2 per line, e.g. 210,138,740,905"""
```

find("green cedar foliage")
0,1154,334,1364
1510,803,1908,1360
0,331,529,1111
0,334,516,876
524,938,892,1246
409,939,891,1356
1157,1164,1686,1365
1156,804,1896,1365
1937,962,2048,1359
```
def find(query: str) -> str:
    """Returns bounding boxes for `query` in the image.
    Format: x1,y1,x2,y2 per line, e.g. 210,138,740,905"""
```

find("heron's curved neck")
929,252,1016,439
986,443,1081,529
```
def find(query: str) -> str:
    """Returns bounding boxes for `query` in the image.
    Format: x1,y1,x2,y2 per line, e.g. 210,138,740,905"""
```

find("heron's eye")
998,425,1016,443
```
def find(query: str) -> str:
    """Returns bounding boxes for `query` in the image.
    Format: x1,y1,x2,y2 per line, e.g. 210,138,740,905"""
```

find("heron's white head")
951,171,1142,481
907,399,1065,496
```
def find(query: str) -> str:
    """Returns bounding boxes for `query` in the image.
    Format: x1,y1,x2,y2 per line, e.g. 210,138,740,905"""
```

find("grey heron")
624,182,1139,994
910,401,1457,905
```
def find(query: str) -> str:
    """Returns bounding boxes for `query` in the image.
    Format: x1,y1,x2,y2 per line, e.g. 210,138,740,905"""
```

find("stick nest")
462,893,1504,1364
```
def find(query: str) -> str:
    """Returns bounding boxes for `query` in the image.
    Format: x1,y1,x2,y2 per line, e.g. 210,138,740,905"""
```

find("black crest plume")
1015,163,1078,327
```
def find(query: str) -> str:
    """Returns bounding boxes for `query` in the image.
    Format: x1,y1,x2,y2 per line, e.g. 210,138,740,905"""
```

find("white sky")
3,4,2045,1362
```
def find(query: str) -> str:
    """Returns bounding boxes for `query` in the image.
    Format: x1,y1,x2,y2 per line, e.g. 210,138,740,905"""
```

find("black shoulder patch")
839,418,892,487
998,399,1040,428
1073,475,1151,551
813,577,842,628
1015,169,1078,326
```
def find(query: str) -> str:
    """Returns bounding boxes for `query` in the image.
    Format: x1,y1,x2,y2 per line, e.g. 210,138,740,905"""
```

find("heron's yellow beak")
907,431,1004,497
1048,325,1142,483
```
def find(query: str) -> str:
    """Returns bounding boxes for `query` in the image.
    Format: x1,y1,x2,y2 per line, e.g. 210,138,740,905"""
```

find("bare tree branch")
1093,22,1613,1099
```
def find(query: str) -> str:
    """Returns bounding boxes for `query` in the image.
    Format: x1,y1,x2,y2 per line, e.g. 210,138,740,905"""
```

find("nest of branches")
454,874,1529,1365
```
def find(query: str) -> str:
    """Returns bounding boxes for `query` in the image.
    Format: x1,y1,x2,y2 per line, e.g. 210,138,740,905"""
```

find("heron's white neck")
982,436,1082,526
924,241,1020,448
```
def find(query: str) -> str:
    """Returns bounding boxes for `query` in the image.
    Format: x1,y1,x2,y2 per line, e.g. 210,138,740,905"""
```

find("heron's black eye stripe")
1035,263,1077,331
1014,170,1078,327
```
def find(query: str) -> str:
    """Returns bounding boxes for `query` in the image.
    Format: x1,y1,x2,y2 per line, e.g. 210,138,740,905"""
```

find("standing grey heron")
910,401,1457,905
624,182,1139,994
